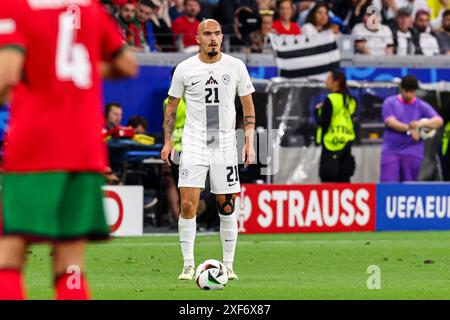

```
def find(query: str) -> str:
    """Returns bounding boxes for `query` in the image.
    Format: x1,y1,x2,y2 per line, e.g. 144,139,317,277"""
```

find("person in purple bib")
380,75,444,182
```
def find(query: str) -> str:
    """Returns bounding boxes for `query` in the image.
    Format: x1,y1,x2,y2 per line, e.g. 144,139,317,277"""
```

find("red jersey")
272,20,301,35
0,0,125,173
171,16,200,48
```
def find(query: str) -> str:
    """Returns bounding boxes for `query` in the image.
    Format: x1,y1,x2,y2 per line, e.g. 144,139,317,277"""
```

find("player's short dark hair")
127,115,148,130
105,102,122,117
400,75,419,91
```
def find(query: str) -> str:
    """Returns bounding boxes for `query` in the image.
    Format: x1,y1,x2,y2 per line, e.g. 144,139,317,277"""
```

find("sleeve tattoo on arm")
164,96,178,137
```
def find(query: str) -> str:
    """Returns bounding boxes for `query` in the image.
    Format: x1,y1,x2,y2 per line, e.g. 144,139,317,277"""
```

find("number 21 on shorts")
226,166,239,185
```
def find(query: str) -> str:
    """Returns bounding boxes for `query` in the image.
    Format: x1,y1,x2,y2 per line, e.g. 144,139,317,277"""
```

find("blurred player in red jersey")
0,0,137,300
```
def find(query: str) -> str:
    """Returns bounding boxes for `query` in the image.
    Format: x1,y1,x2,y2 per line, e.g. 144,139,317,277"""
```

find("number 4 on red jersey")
0,0,126,172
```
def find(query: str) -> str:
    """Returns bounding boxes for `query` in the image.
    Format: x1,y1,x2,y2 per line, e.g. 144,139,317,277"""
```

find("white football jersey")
168,53,255,153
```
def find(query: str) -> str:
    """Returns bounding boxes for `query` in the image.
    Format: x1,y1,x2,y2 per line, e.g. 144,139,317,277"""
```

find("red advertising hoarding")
236,184,377,234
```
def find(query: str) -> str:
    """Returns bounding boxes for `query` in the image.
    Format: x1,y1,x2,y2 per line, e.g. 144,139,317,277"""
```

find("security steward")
316,69,357,183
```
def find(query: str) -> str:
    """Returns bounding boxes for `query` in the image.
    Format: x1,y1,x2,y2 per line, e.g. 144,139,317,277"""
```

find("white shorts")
178,149,241,194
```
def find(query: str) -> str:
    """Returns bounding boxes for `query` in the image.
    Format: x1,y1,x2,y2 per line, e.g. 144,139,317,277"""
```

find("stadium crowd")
100,0,450,55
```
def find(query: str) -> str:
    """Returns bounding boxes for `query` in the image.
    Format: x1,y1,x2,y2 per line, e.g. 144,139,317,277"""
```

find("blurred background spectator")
127,115,150,133
217,0,259,36
273,0,302,34
428,0,450,29
435,8,450,53
149,0,177,51
372,0,430,24
302,2,339,37
133,0,159,52
234,5,263,49
172,0,202,51
99,0,450,55
398,0,430,20
169,0,185,19
332,0,372,34
389,7,421,54
352,10,395,54
373,0,399,25
105,103,123,131
413,9,440,55
249,9,276,52
101,0,117,15
116,0,144,51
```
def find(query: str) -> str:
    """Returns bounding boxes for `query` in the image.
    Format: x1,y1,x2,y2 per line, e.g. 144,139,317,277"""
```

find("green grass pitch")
25,231,450,299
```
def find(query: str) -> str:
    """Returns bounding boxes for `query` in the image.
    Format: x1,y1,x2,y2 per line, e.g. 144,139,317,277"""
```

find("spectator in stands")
332,0,371,33
414,9,441,55
302,2,338,37
105,103,123,130
217,0,259,36
389,7,421,54
234,5,265,49
373,0,430,24
149,0,177,51
249,9,276,52
258,0,276,10
398,0,430,20
132,0,158,52
101,0,117,15
352,10,395,55
315,70,357,183
117,0,140,48
428,0,450,29
169,0,185,20
172,0,201,51
198,0,220,20
428,0,450,20
103,103,125,183
273,0,302,34
127,115,156,145
436,9,450,54
380,75,444,182
372,0,398,25
127,115,149,134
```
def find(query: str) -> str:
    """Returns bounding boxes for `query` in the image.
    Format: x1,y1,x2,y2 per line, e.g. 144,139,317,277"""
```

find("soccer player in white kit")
161,19,256,281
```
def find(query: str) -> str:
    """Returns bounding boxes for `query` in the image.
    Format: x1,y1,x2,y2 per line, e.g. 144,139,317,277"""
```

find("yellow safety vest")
163,96,186,152
442,122,450,156
317,93,356,151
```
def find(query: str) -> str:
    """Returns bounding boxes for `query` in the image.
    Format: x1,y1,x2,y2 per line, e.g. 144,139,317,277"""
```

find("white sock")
178,216,196,268
219,212,238,269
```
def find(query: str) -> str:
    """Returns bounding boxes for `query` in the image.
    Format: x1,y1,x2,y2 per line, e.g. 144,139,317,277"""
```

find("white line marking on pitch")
95,239,449,247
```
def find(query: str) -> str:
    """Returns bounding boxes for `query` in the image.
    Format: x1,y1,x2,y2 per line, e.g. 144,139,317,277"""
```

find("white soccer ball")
195,259,228,290
418,126,436,140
